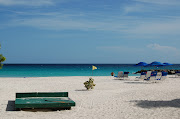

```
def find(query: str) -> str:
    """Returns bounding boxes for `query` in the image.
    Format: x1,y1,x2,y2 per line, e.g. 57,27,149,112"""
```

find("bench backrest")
16,92,68,98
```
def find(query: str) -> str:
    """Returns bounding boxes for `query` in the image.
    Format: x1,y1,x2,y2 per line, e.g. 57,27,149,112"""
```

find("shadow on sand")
169,77,179,78
131,99,180,108
6,100,71,112
124,82,150,84
6,101,16,111
113,78,126,80
75,89,89,91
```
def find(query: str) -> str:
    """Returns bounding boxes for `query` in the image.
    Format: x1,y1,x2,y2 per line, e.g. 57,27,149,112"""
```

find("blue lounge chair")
114,71,129,79
156,72,162,80
138,72,146,80
175,71,180,77
144,71,152,80
114,71,123,78
145,71,157,82
161,71,168,81
123,72,129,79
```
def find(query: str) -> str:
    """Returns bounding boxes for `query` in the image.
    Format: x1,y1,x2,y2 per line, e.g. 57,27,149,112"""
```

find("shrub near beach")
84,77,96,90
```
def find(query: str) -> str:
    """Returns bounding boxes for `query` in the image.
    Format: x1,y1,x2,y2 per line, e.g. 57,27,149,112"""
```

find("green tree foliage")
0,44,6,69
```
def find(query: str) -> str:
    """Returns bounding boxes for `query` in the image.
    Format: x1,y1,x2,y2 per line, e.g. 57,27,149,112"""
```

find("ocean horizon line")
3,63,137,65
3,63,180,65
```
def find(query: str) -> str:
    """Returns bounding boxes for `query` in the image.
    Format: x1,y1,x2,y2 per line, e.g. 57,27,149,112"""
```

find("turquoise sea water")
0,64,179,77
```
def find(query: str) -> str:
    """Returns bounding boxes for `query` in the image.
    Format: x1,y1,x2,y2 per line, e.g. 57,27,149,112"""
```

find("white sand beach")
0,76,180,119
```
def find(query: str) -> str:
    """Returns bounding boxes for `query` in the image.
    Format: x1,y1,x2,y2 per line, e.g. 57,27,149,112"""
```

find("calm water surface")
0,64,179,77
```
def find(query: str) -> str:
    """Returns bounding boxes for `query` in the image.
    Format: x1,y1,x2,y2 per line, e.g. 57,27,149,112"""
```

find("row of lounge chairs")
139,71,168,82
114,71,129,79
115,71,168,82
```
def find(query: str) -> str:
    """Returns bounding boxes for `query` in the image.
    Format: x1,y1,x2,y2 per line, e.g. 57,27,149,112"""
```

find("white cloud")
2,10,180,37
147,43,180,55
123,3,146,14
0,0,55,6
1,13,179,38
134,0,180,5
128,19,180,35
97,46,143,53
1,0,180,38
7,16,127,31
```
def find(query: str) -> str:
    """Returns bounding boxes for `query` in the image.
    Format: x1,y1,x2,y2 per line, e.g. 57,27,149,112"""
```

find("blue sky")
0,0,180,64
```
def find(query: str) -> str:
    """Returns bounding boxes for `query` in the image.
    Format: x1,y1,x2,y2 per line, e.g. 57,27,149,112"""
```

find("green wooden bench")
15,92,75,110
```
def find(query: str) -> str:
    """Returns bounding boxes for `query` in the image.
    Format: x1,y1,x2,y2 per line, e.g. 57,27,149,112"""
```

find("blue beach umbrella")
163,63,173,66
148,61,165,70
149,61,165,66
135,62,148,66
134,62,148,71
